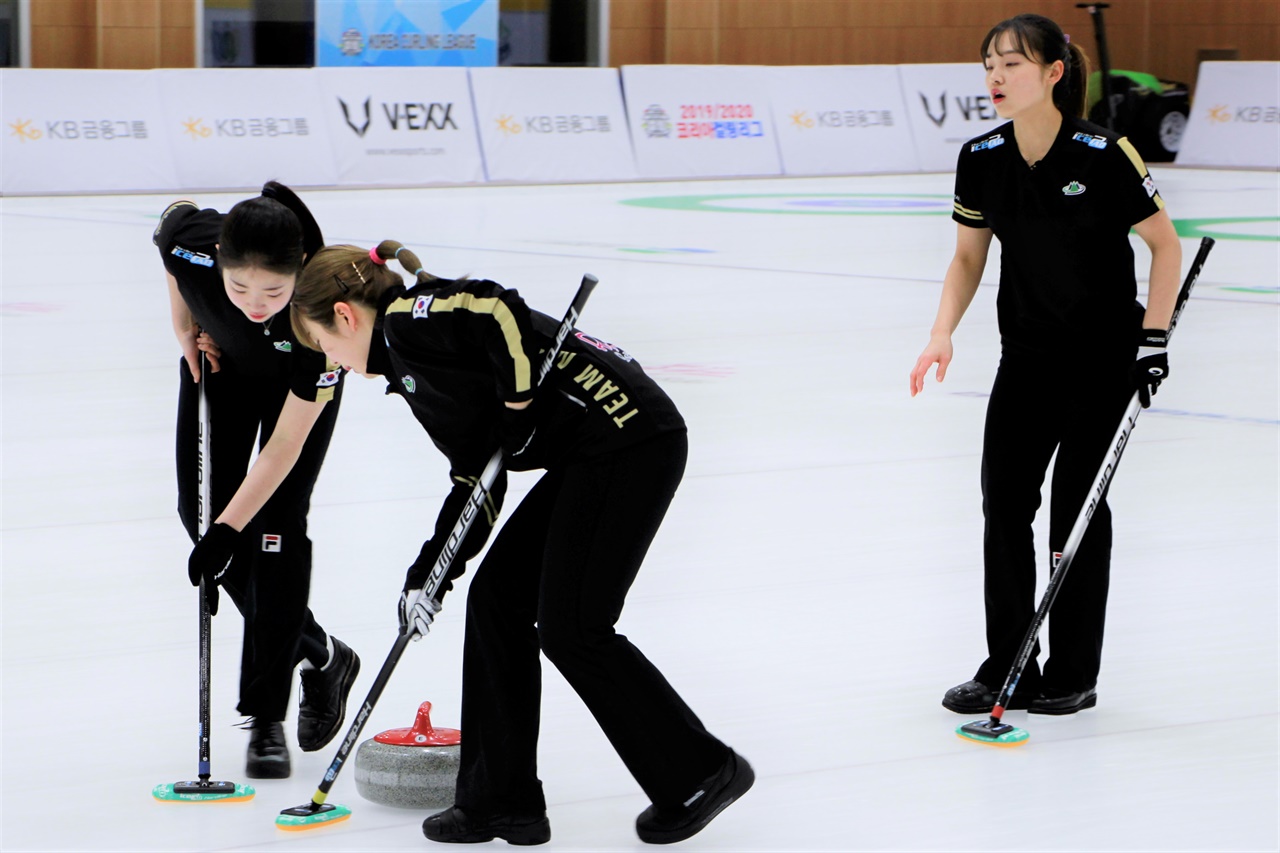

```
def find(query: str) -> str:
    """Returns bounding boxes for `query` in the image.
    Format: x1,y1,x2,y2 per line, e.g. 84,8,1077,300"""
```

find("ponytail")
217,180,322,276
291,241,441,349
981,14,1091,119
1063,40,1091,120
260,180,325,263
370,240,438,288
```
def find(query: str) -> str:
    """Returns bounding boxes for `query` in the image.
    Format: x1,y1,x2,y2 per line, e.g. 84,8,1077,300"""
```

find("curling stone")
354,701,461,810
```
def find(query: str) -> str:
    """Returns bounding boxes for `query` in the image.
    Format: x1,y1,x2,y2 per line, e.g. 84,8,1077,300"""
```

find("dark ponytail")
261,180,325,262
216,181,323,276
981,14,1090,119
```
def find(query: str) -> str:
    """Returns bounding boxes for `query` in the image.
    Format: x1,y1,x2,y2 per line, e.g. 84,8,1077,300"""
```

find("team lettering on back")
555,351,638,428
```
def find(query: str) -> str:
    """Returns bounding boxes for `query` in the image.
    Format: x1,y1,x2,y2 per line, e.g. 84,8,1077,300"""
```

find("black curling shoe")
297,637,360,752
422,805,551,846
636,751,754,845
245,718,291,779
941,679,1030,715
1029,686,1097,715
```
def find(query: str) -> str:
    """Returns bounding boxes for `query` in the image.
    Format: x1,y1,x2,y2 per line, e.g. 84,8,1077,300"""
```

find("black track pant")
455,430,730,816
974,347,1134,694
176,361,340,721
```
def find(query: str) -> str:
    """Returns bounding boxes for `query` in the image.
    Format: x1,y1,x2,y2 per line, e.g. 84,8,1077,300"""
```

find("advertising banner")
469,67,637,183
317,67,484,185
156,69,338,191
765,65,919,175
1177,62,1280,169
897,63,1005,172
317,0,498,67
621,65,781,179
1,70,179,195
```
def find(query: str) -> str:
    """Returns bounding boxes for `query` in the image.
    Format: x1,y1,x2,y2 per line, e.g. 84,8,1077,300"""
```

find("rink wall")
2,61,1274,195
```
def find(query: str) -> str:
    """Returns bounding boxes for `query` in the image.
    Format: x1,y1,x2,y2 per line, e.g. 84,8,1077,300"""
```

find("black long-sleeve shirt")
369,277,686,597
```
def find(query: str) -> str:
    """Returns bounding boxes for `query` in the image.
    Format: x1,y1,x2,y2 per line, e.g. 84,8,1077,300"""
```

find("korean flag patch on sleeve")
317,369,342,388
413,294,434,319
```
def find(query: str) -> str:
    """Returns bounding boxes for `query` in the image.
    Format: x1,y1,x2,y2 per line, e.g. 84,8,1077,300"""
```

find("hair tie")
369,246,386,265
413,267,425,277
395,246,408,258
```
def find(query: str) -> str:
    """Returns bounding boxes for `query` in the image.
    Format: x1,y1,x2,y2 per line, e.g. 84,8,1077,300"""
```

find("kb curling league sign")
317,0,498,67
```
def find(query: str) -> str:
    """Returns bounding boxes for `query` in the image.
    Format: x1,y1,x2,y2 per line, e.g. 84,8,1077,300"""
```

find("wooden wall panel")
31,25,97,67
602,0,1276,103
159,26,196,67
29,0,95,27
100,25,159,68
100,0,159,28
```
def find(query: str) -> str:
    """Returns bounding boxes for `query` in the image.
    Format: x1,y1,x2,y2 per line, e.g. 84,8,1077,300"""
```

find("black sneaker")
635,751,754,845
245,718,291,779
422,805,550,846
297,637,360,752
941,680,1031,715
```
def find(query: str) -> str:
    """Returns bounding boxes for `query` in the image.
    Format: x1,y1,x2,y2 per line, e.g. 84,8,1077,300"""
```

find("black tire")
1132,96,1190,163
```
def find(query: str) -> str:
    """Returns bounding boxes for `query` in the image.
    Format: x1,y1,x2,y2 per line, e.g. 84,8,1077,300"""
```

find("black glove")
499,400,537,459
189,522,238,615
1131,328,1169,409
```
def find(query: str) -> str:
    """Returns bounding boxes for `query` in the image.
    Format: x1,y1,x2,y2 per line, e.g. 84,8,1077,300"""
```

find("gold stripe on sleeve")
430,293,533,394
953,202,985,221
1118,137,1165,210
386,296,415,315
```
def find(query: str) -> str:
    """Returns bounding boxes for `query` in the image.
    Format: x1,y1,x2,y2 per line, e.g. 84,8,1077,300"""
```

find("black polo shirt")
952,116,1164,352
154,201,341,403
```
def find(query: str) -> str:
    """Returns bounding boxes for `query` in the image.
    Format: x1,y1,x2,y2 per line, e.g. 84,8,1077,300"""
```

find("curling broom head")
956,718,1030,747
152,782,256,802
276,802,352,831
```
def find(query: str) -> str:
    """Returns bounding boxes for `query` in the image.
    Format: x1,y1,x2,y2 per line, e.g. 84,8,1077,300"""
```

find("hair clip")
350,261,367,285
1064,33,1070,43
332,274,350,295
369,246,386,266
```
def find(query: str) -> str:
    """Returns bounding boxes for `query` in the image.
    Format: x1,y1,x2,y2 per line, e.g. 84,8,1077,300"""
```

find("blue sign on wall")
317,0,498,67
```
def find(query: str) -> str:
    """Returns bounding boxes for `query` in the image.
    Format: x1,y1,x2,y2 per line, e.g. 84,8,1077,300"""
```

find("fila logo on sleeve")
263,534,282,552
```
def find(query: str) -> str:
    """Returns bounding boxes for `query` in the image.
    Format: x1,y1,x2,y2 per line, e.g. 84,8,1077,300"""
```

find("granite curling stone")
354,701,461,809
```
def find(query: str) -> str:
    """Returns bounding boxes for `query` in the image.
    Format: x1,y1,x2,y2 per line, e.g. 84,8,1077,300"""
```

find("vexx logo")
919,92,997,128
339,97,458,137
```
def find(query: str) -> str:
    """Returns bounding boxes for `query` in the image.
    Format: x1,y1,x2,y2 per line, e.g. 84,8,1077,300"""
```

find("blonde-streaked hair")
290,240,437,350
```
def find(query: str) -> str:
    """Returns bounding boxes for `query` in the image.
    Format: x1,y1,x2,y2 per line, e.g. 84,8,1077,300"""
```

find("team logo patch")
970,133,1004,152
170,245,214,267
413,295,434,319
1142,175,1157,198
1062,180,1086,196
1071,132,1108,149
263,534,282,553
273,341,292,353
317,370,341,388
402,375,416,393
575,332,634,362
